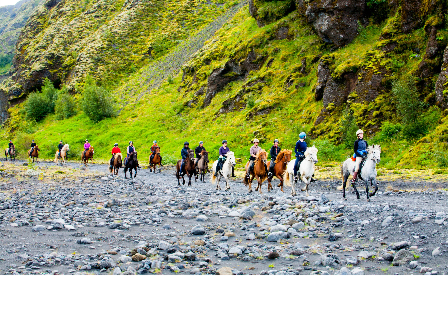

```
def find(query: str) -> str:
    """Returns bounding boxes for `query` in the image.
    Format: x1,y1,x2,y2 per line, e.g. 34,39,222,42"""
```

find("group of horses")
4,141,382,200
182,144,382,201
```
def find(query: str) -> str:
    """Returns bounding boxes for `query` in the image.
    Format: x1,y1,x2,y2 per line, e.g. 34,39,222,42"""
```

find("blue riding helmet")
274,139,279,143
153,140,157,144
129,141,133,144
222,140,227,144
199,141,203,145
299,132,306,139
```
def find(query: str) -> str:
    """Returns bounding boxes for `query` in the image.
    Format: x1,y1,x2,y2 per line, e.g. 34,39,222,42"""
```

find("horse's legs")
352,180,360,199
342,174,349,199
369,178,379,197
124,168,128,179
257,176,263,194
365,179,370,202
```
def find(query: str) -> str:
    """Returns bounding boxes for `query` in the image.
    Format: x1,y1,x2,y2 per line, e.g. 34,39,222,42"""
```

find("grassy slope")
1,4,448,172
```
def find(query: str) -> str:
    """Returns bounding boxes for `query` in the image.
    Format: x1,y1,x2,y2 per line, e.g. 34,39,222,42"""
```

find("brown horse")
244,149,268,193
5,147,15,161
176,149,196,186
195,150,209,182
29,146,39,163
110,153,122,175
267,149,292,192
81,147,94,166
149,147,163,173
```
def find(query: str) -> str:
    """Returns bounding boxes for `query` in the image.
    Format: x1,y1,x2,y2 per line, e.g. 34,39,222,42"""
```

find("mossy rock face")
249,0,296,27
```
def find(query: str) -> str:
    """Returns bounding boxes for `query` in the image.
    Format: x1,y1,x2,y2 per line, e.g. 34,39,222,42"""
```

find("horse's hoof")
367,198,371,202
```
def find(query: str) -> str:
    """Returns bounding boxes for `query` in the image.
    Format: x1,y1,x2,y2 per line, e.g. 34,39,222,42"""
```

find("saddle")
359,158,367,175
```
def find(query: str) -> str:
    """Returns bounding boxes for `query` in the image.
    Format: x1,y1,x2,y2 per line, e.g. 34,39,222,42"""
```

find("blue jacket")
354,139,368,157
295,140,307,157
181,147,189,159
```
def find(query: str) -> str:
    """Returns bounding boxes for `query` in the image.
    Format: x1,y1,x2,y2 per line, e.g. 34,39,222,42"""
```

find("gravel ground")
0,160,447,275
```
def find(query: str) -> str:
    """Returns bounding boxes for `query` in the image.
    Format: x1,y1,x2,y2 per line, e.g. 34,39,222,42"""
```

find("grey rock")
158,240,171,250
270,224,287,232
336,267,351,275
196,215,208,222
351,267,365,275
409,261,419,269
432,247,442,257
77,238,92,244
392,250,414,266
391,241,410,250
32,225,46,232
191,225,206,235
118,255,132,263
382,216,393,227
240,209,255,220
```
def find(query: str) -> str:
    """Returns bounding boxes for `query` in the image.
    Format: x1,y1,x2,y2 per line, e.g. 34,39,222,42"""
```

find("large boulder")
303,0,367,48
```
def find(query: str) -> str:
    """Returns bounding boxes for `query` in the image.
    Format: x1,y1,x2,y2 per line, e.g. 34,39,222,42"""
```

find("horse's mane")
305,146,318,156
275,149,292,163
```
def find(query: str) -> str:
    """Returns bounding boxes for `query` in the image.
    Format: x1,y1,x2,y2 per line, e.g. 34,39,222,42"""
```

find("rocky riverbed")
0,160,447,275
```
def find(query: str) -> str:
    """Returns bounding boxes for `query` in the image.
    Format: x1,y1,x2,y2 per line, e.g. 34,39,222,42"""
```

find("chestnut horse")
29,146,39,163
244,149,268,193
176,149,196,186
195,150,209,182
149,147,163,173
110,153,122,175
81,147,94,166
267,149,292,192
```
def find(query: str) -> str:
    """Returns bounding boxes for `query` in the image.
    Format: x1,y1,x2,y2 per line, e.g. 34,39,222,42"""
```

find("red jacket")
112,147,121,154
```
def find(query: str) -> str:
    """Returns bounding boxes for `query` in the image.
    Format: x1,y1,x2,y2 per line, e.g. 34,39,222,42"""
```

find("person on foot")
352,129,368,184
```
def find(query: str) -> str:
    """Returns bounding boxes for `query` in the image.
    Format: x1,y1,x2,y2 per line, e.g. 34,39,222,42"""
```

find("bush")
55,87,76,120
374,121,402,142
23,78,57,121
81,76,116,122
392,76,429,139
313,139,346,162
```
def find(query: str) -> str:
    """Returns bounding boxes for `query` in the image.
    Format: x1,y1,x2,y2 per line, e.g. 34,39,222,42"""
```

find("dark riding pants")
294,157,304,176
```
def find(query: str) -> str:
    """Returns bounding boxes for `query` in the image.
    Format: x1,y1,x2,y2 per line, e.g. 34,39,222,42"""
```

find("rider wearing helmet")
215,140,230,176
57,140,64,159
126,141,137,166
268,139,281,179
195,141,206,166
29,139,36,157
352,129,368,183
150,140,160,163
8,140,15,156
110,143,121,170
247,139,261,179
294,132,307,182
180,142,190,175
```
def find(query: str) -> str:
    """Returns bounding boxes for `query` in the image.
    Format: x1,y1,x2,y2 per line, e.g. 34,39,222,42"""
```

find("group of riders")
5,129,368,185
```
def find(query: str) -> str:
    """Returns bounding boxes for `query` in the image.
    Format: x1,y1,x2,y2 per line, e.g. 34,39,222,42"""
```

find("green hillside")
1,0,448,170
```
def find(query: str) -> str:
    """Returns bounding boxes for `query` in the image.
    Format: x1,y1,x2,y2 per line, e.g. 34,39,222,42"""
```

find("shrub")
340,106,358,149
392,76,429,139
23,78,57,121
81,76,116,122
313,139,346,162
55,87,76,120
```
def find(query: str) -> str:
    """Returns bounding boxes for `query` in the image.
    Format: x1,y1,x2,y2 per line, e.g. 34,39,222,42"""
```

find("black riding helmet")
184,142,189,146
222,140,227,144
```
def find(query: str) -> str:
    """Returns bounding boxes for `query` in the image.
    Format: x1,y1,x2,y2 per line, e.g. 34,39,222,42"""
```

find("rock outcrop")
435,46,448,110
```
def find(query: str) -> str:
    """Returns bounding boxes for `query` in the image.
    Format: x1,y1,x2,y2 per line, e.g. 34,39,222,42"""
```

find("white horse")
211,152,236,191
341,145,381,201
285,146,318,197
54,144,70,165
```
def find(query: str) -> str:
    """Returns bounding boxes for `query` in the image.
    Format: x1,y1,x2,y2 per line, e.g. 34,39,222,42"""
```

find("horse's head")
65,144,70,151
202,151,209,161
188,149,194,159
257,149,267,165
89,146,94,154
155,147,160,154
228,152,236,167
283,150,292,163
368,145,381,163
305,146,318,163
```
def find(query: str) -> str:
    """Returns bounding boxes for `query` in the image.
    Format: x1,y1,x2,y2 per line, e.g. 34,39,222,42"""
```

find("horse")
196,150,209,182
267,149,292,192
81,146,94,166
110,153,122,175
244,149,268,194
149,147,163,173
285,146,319,197
176,149,196,186
124,151,138,179
5,147,15,161
54,144,70,165
29,146,39,163
211,151,236,190
341,145,381,201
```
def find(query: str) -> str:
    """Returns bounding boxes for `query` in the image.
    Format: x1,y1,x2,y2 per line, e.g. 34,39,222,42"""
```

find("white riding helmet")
253,138,259,143
356,129,364,136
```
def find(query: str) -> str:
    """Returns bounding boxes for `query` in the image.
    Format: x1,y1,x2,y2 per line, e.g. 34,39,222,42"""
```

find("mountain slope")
1,0,448,170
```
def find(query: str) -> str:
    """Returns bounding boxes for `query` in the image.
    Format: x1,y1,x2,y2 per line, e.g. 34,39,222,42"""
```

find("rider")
8,140,14,155
215,140,230,177
294,132,307,183
180,142,190,175
352,129,368,184
57,140,64,158
126,141,136,165
110,143,121,170
83,139,91,158
29,140,36,157
247,139,261,179
150,140,160,163
268,139,281,179
195,141,206,166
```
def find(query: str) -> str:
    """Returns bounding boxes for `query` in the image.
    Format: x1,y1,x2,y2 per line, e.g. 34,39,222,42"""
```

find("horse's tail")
284,171,291,186
211,171,216,184
243,174,249,186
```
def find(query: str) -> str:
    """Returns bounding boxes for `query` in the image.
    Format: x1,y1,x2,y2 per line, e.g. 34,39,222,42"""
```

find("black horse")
124,152,138,179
